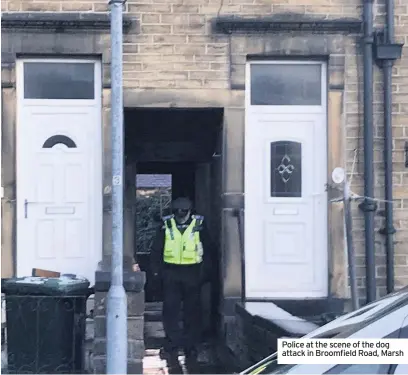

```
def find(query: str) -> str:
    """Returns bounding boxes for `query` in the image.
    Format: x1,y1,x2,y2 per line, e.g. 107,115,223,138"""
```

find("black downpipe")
382,59,396,294
373,0,403,294
382,0,396,294
378,0,402,294
359,0,377,304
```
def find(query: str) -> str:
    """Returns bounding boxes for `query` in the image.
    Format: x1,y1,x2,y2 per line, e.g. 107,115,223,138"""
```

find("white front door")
16,59,102,284
245,61,328,298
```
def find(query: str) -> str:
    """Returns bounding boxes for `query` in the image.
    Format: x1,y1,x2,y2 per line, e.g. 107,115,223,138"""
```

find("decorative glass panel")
250,64,322,105
42,135,77,149
24,62,95,99
270,141,302,197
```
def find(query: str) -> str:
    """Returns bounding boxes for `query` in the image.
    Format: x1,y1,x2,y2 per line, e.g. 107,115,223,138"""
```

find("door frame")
244,59,329,299
15,58,103,278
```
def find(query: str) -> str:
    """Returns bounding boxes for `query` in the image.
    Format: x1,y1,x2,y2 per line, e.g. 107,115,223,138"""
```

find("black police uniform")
150,212,214,364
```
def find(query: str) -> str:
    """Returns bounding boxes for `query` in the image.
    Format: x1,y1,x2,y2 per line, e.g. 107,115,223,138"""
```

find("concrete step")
144,321,165,338
144,336,165,350
145,309,162,322
146,302,163,312
86,318,94,342
143,349,169,375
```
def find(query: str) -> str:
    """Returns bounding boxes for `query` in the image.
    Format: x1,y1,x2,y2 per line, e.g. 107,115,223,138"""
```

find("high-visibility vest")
162,214,204,265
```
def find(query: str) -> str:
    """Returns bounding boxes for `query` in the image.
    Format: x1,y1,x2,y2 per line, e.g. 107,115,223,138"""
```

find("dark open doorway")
134,162,196,303
124,107,223,342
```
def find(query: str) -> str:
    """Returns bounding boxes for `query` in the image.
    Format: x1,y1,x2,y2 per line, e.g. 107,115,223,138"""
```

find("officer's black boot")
165,351,183,374
184,348,199,374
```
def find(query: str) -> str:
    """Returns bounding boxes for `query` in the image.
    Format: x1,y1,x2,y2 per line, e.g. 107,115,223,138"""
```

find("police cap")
172,197,192,211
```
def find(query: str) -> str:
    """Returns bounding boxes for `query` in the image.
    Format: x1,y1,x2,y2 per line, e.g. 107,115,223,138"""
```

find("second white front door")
16,59,102,284
245,61,328,299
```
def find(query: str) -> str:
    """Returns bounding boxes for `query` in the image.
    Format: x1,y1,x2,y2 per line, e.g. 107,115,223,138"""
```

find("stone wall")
344,2,408,299
221,303,336,371
93,270,146,374
2,0,408,318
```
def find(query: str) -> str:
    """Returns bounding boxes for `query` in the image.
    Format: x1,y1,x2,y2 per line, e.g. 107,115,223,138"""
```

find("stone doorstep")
143,356,167,369
92,355,143,375
146,302,163,311
145,309,163,322
91,350,171,375
93,338,145,359
143,350,186,375
144,321,165,338
86,318,95,341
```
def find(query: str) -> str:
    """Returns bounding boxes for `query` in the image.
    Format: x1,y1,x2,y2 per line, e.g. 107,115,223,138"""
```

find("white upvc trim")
0,69,2,260
15,57,103,281
244,59,329,299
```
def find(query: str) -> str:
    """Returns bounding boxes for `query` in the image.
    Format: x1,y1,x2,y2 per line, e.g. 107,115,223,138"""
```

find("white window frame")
245,60,327,115
16,58,102,108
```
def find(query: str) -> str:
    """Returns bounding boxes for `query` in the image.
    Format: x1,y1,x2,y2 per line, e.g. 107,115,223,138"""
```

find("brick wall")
344,0,408,301
3,0,408,300
2,0,361,92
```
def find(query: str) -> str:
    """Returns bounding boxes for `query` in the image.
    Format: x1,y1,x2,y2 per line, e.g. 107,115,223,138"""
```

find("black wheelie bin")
2,275,92,374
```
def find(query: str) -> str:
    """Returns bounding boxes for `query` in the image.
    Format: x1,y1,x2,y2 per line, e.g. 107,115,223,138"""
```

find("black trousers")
162,270,202,355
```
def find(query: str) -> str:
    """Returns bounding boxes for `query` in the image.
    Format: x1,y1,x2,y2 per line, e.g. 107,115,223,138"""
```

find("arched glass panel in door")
270,141,302,197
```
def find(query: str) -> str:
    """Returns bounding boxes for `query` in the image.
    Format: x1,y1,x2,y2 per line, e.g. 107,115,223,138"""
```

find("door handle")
24,199,40,218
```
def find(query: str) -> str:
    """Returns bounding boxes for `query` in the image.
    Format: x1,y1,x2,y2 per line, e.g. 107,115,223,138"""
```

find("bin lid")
1,275,90,296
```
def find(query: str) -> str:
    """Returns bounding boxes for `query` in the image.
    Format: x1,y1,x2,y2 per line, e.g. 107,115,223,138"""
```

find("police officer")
150,197,213,372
